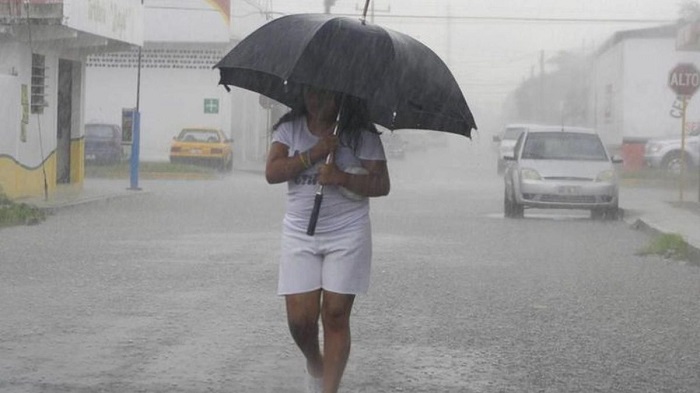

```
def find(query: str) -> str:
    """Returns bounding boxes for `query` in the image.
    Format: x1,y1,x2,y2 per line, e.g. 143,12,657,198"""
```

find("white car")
493,124,538,174
644,128,700,174
503,126,623,219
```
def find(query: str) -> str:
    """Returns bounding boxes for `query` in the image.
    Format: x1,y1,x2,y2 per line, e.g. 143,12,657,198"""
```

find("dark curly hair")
272,93,380,153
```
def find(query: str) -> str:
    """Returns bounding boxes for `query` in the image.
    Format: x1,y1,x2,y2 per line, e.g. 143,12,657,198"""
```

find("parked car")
169,128,233,171
503,126,622,220
644,128,700,174
85,123,123,165
493,124,532,174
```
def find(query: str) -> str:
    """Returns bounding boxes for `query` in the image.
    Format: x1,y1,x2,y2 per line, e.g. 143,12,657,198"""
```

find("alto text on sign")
669,63,700,97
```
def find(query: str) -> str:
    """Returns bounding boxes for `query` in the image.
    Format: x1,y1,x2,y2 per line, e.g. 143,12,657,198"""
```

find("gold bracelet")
299,152,310,169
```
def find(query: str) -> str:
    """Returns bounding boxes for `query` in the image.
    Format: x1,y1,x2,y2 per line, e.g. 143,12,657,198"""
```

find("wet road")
1,140,700,392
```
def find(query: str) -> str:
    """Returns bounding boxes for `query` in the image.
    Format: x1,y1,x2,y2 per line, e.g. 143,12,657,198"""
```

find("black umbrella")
214,13,476,137
214,10,477,235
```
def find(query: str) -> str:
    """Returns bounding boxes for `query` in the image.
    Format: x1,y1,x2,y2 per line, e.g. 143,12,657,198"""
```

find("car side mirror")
611,155,623,164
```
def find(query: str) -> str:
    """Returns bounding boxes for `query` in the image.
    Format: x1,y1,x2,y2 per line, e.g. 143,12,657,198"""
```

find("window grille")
31,53,48,114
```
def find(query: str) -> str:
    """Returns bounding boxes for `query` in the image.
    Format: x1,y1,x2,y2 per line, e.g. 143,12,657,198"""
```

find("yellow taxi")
169,128,233,171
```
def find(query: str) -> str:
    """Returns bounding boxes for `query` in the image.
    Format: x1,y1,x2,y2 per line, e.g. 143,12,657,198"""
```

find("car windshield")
178,129,221,143
86,125,113,138
521,132,608,161
503,128,525,140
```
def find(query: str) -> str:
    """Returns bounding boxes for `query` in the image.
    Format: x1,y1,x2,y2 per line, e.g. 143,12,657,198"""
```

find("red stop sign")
669,63,700,97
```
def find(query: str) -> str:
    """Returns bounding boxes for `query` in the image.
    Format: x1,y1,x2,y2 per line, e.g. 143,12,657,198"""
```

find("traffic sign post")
668,63,700,202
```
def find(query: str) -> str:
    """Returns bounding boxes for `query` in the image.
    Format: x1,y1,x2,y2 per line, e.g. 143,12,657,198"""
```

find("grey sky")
259,0,683,131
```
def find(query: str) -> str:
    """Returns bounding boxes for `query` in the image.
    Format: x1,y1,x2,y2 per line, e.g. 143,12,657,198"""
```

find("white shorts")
277,219,372,295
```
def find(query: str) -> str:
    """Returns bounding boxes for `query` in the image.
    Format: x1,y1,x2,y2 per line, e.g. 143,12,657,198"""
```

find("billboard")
145,0,230,43
63,0,143,46
205,0,230,25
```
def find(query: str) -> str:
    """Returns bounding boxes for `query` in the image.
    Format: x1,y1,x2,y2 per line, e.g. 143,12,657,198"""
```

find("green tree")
509,50,591,126
679,0,700,22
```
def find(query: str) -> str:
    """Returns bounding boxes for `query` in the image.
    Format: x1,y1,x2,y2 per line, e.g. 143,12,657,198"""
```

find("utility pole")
129,0,144,191
356,1,390,24
446,1,452,68
539,50,545,122
324,0,336,14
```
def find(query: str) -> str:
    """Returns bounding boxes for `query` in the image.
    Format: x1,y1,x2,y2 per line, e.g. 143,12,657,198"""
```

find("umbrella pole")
360,0,370,24
307,96,346,236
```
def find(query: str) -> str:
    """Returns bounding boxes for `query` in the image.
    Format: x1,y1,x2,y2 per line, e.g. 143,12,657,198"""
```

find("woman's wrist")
306,147,315,164
298,150,311,169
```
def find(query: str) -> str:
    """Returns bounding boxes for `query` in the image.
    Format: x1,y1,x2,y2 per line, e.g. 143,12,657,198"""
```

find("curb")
34,191,149,214
627,217,700,266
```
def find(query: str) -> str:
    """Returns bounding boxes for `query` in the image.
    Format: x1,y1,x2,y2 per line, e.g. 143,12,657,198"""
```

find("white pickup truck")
644,128,700,174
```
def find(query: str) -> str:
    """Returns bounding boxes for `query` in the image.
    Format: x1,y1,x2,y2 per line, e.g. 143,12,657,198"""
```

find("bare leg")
321,290,355,393
285,290,324,378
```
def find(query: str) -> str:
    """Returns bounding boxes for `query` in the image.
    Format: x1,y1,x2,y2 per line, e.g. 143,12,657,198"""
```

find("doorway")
56,59,73,184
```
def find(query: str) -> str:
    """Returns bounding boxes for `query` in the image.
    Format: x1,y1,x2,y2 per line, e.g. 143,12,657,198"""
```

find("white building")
590,24,700,148
0,0,143,199
85,0,233,163
84,0,277,170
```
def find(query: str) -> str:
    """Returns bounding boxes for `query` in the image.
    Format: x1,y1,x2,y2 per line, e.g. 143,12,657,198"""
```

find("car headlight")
646,143,662,154
596,169,615,182
520,168,542,180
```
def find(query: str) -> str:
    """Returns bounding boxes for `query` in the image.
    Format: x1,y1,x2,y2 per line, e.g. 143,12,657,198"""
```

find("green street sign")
204,98,219,114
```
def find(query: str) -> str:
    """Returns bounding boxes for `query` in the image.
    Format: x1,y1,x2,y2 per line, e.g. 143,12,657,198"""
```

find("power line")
240,0,268,12
145,5,674,25
145,5,220,12
315,13,675,24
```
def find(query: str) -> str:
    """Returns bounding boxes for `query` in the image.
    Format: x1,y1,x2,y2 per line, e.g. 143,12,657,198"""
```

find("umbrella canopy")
214,13,477,137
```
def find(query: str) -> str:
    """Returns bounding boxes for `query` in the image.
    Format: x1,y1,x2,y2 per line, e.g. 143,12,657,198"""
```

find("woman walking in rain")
265,86,390,393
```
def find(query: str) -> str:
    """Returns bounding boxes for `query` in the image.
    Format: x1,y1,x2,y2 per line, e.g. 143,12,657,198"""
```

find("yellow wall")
0,139,84,200
0,153,56,199
71,137,85,184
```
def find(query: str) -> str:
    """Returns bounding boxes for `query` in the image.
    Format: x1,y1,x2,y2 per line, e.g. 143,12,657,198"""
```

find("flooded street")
2,144,699,392
2,1,699,391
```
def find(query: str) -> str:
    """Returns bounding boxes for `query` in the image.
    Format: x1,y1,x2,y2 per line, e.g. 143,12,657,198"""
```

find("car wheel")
505,187,523,218
590,208,604,220
504,189,513,217
662,152,684,175
591,204,619,221
604,202,620,221
512,198,524,218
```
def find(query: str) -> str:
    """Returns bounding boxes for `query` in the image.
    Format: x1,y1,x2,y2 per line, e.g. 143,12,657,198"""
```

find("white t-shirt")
271,116,386,233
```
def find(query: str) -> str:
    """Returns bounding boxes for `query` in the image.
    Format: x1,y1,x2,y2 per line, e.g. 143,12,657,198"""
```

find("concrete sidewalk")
620,184,700,262
17,178,146,213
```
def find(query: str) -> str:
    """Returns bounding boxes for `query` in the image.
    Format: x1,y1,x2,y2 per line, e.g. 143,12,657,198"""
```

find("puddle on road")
485,212,591,221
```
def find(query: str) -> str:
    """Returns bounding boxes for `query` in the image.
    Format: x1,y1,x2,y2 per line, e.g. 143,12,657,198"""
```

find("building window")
31,53,48,114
